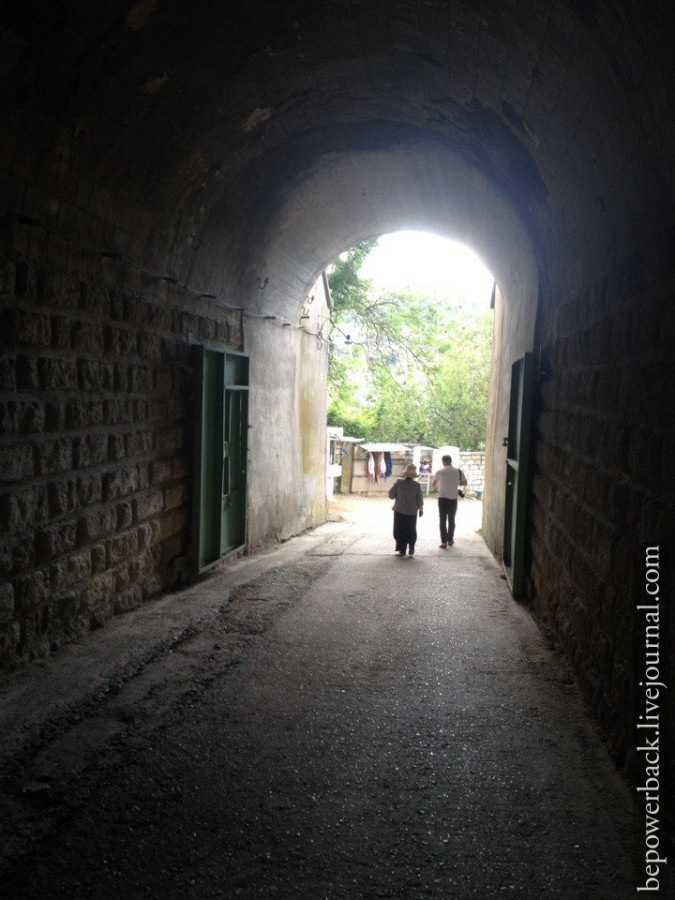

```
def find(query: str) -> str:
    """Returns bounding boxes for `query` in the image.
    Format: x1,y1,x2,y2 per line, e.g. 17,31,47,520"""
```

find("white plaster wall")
482,261,539,559
242,275,330,549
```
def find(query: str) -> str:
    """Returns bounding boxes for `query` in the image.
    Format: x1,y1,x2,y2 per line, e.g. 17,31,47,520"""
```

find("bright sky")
358,230,494,307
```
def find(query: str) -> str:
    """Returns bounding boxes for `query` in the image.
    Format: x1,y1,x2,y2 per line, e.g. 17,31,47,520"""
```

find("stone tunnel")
0,0,673,796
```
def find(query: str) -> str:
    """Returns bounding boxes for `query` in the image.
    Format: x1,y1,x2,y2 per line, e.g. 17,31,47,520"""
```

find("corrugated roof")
359,442,409,452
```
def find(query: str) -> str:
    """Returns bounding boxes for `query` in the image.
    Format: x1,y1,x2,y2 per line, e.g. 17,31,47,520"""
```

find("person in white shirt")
432,455,465,548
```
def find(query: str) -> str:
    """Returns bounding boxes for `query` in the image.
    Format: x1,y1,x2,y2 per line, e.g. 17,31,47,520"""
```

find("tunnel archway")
229,140,539,559
1,2,672,784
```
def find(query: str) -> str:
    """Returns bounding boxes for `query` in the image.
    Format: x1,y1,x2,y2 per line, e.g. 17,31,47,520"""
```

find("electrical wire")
12,214,331,344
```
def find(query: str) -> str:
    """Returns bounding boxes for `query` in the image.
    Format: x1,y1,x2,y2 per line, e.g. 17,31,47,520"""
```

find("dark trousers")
393,512,417,552
438,498,458,543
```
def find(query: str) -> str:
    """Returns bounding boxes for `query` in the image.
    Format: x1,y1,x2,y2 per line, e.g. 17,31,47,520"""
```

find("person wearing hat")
387,463,424,556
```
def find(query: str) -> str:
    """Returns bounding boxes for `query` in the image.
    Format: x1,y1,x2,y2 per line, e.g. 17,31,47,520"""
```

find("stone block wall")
0,256,242,666
528,238,675,772
458,452,485,493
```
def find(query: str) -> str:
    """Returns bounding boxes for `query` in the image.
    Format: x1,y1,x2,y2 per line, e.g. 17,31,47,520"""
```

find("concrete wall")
482,263,539,558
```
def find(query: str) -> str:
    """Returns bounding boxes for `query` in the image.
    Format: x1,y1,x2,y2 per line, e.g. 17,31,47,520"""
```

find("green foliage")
327,240,378,316
327,241,493,450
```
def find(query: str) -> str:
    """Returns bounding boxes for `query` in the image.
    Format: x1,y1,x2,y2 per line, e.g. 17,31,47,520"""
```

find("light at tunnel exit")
359,230,495,307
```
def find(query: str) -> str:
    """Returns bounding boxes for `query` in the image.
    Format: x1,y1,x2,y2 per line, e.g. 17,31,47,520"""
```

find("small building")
411,445,435,494
351,443,411,494
326,427,363,498
331,438,483,498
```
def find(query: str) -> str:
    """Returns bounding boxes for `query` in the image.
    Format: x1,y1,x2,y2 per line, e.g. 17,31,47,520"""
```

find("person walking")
432,455,466,548
388,463,424,556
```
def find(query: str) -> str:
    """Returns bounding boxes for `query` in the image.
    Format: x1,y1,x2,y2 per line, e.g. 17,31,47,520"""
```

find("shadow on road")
0,493,637,898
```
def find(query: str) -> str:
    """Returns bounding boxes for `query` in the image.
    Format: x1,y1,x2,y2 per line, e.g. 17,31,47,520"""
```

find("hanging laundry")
378,452,386,480
367,452,375,482
384,451,392,478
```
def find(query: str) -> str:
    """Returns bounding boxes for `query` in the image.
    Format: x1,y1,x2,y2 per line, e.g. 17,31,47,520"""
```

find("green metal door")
221,391,248,554
193,346,249,574
503,352,535,598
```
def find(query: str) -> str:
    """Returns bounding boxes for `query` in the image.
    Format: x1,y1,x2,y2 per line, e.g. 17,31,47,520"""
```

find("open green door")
193,346,249,574
503,352,535,598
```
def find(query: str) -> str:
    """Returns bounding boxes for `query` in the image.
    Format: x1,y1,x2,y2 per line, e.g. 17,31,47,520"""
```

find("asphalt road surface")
0,496,637,898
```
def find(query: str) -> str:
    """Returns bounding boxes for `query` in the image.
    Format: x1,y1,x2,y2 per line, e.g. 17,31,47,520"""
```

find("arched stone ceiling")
2,0,670,309
199,138,540,321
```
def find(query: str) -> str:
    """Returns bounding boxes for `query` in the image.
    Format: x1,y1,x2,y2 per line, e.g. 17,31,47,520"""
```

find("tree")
329,242,440,370
424,308,493,448
327,242,493,449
